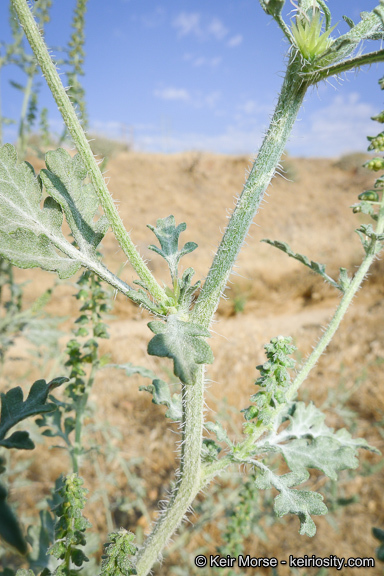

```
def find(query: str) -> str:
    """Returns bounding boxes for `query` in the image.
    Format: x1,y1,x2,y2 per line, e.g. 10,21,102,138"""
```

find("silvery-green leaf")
255,468,327,537
147,215,197,281
205,421,233,447
139,379,182,421
40,148,109,255
279,436,358,481
258,402,380,480
108,362,157,381
0,144,80,278
147,315,213,385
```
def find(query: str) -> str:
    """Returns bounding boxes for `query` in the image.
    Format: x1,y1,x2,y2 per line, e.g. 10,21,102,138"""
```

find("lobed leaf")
139,379,182,421
250,402,379,534
147,215,197,281
0,377,68,449
262,238,344,290
147,315,213,385
257,402,380,480
255,468,327,537
0,144,80,278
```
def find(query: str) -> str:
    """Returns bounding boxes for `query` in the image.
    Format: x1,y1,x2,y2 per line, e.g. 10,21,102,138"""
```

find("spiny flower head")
291,8,336,63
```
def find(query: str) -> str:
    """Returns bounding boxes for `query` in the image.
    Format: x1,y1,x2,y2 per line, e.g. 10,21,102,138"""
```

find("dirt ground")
1,150,383,575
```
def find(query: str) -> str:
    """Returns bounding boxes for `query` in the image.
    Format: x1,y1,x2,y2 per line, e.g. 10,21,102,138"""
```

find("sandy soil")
1,151,383,575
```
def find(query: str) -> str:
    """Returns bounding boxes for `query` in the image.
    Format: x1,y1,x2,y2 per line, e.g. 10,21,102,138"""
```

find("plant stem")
16,67,35,158
135,367,205,576
10,0,167,306
191,55,309,329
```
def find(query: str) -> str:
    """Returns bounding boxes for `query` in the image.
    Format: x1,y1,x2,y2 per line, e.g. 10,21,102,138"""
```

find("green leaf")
0,144,80,279
40,149,109,256
177,267,200,312
0,484,28,555
372,527,384,543
255,468,327,537
373,527,384,562
108,363,157,381
258,402,380,481
356,224,384,244
147,215,197,281
205,421,233,447
278,436,359,481
139,379,182,421
100,529,137,576
342,15,355,29
262,238,343,290
0,377,68,449
147,315,213,385
26,510,55,571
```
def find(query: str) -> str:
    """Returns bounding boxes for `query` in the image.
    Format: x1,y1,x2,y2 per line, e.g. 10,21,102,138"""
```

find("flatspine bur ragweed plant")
1,0,384,573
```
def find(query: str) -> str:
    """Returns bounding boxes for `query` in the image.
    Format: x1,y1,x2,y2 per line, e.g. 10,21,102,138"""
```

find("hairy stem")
10,0,167,305
135,368,205,575
191,55,309,329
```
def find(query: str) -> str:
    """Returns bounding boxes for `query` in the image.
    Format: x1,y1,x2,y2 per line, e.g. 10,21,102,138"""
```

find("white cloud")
173,12,201,38
154,86,221,110
290,92,375,157
91,93,375,158
227,34,243,47
134,124,263,154
207,17,228,40
173,12,230,42
184,54,222,67
154,87,191,102
237,100,260,115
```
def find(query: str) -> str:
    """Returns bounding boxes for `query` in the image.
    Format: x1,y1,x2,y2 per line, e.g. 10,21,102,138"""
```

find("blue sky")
1,0,384,157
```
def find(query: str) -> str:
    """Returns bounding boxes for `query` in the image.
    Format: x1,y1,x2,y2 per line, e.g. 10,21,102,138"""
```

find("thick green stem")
191,56,309,329
135,368,205,576
10,0,167,305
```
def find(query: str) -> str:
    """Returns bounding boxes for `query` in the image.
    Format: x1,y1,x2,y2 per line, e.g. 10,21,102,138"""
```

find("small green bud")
368,133,384,151
358,190,379,202
364,158,384,171
353,206,362,214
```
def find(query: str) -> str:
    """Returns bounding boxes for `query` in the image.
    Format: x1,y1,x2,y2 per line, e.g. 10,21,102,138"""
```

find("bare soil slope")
2,151,383,574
